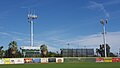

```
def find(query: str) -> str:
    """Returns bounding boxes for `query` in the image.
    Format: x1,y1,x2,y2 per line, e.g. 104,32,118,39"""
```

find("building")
20,46,41,57
60,48,94,57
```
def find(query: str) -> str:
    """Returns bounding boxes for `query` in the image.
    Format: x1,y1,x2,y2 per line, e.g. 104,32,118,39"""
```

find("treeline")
0,41,22,58
96,44,117,57
0,41,62,58
0,41,117,58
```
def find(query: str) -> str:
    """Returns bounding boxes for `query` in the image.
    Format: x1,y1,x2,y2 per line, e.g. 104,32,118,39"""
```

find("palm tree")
96,48,99,57
8,41,18,55
40,44,48,57
0,46,3,51
0,46,4,58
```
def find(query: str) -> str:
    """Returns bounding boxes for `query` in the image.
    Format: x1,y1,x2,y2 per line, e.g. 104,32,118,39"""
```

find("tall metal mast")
100,19,108,57
28,10,38,47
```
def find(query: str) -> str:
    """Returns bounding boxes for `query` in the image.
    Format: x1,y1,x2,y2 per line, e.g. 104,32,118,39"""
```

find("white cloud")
36,40,59,52
103,0,120,6
40,31,120,53
1,30,120,53
11,32,28,36
0,32,11,36
88,1,110,18
68,31,120,53
47,46,58,52
106,32,120,52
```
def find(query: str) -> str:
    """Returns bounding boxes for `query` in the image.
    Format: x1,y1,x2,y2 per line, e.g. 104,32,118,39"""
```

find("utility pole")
100,19,108,57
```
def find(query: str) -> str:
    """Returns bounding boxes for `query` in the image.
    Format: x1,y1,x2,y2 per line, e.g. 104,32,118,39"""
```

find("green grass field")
0,62,120,68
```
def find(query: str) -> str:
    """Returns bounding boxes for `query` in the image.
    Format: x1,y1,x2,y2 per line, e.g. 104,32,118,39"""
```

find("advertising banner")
104,58,112,62
32,58,41,63
96,58,104,62
15,58,24,64
48,58,56,62
10,58,24,64
56,58,64,63
41,58,48,63
24,58,32,63
4,58,10,64
10,58,15,64
0,59,4,64
112,58,120,62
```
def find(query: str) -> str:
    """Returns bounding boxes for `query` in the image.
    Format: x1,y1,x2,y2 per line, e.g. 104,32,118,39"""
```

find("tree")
0,46,3,50
109,52,117,57
0,46,4,58
96,48,99,56
47,51,56,57
5,41,22,58
99,44,105,57
106,44,110,57
96,44,111,57
8,41,18,55
40,44,48,57
47,51,61,57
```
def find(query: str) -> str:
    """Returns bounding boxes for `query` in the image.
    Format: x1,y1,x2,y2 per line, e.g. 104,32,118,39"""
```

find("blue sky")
0,0,120,53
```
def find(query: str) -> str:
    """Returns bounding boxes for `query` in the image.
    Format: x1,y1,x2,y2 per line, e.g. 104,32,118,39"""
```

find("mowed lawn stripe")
0,62,120,68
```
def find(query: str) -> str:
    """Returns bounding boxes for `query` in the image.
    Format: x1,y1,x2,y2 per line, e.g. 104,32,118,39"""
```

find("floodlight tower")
100,19,108,57
28,10,38,47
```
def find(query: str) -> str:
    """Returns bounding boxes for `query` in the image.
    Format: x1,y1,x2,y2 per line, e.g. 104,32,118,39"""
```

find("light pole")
67,43,70,57
84,46,87,57
118,48,120,57
100,19,108,57
28,10,38,47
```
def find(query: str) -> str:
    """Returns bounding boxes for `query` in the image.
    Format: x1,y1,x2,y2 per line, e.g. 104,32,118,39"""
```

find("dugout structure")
20,46,41,57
